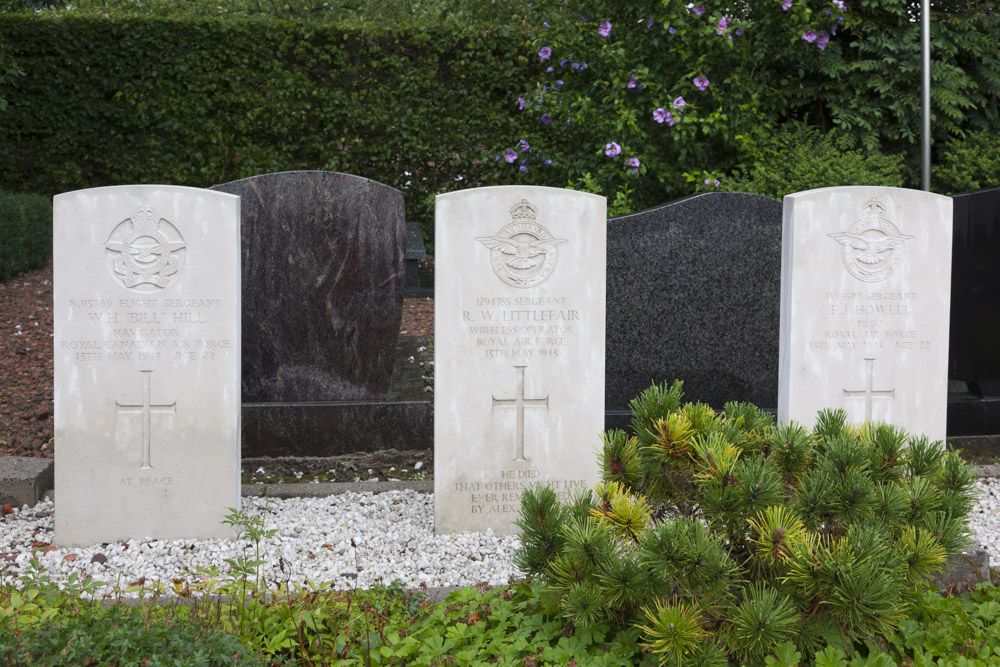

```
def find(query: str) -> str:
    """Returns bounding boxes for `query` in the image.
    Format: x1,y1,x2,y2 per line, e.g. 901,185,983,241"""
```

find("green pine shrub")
516,380,977,665
0,188,51,281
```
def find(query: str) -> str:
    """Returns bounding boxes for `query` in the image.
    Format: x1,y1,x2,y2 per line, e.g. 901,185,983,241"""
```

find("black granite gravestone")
606,192,783,427
211,171,431,456
404,221,432,298
947,185,1000,435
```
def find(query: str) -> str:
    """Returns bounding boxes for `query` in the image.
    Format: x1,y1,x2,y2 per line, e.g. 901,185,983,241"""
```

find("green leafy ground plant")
516,379,978,665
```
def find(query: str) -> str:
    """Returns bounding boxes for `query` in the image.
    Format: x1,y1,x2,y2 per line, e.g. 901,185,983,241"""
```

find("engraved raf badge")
476,199,567,289
829,198,913,283
105,203,186,290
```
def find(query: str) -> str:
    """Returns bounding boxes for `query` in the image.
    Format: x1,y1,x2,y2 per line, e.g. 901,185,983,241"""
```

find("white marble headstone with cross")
53,185,241,546
434,186,605,534
778,186,952,442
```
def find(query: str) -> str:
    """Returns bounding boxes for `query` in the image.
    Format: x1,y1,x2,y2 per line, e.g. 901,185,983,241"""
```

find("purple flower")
544,158,552,165
519,139,530,153
693,75,709,91
543,21,550,27
628,73,639,89
555,79,564,88
667,112,679,126
571,62,581,70
735,28,744,36
668,26,676,34
520,166,528,173
540,113,552,125
626,157,640,168
504,149,517,163
598,21,612,37
704,178,712,186
538,46,552,61
647,17,655,28
693,4,706,15
653,107,668,123
801,30,817,43
546,66,554,73
782,0,792,9
605,141,622,157
817,30,830,50
674,96,686,109
560,59,568,67
494,154,501,162
716,16,728,34
518,97,527,110
832,0,846,9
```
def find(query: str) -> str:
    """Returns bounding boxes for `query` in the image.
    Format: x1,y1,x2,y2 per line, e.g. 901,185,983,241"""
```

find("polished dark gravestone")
947,185,1000,435
404,220,432,298
211,171,431,456
606,192,783,427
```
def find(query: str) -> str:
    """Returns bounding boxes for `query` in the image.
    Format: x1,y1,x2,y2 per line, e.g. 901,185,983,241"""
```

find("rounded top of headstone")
436,185,605,204
54,184,239,203
784,185,951,204
210,170,403,197
608,191,780,224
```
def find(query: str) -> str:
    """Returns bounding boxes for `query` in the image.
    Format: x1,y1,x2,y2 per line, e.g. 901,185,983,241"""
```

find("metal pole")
922,0,931,191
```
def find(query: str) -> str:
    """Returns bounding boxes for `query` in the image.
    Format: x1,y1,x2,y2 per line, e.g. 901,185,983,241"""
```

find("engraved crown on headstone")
510,199,538,222
861,198,889,221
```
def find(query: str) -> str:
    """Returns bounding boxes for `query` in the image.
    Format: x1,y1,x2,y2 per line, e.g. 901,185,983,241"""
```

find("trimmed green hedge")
2,10,998,246
0,14,534,247
0,188,51,280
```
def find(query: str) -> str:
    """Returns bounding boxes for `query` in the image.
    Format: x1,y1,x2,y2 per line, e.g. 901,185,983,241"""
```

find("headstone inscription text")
54,186,241,546
778,187,952,442
435,187,606,534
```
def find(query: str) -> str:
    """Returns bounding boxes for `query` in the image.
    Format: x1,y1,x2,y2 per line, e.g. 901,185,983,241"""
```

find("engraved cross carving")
116,370,176,470
842,358,895,423
492,365,549,462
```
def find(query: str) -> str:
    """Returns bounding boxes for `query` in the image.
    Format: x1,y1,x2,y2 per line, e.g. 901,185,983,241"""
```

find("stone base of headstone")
948,398,1000,436
933,548,991,593
0,456,53,507
242,335,431,457
242,402,431,457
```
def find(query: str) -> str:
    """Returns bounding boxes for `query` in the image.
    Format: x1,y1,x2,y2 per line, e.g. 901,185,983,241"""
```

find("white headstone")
53,185,241,546
778,186,952,442
434,186,605,534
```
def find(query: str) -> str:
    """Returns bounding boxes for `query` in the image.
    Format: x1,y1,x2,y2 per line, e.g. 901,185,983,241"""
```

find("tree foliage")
0,0,998,237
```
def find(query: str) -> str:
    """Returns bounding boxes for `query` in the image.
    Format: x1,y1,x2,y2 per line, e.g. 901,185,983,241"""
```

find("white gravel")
969,477,1000,565
2,479,999,599
0,490,521,598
